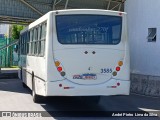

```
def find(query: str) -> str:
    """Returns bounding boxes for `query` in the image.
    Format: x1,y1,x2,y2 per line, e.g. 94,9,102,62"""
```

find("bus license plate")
82,74,97,80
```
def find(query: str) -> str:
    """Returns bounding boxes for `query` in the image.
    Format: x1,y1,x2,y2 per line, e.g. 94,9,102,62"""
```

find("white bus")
18,9,130,103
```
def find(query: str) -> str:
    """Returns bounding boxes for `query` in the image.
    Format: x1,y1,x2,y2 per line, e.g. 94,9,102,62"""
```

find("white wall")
0,24,9,36
125,0,160,76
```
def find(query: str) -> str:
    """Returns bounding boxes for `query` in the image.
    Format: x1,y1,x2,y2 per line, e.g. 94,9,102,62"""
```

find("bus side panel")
34,15,51,96
45,13,64,96
46,13,65,83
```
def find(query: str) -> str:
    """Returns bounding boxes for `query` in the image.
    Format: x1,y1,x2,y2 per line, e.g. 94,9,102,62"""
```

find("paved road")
0,79,160,120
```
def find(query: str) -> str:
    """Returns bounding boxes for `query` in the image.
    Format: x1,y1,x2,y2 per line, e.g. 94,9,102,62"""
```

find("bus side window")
29,30,33,55
33,28,38,55
37,26,41,55
25,32,28,55
27,31,30,54
21,34,24,55
24,32,27,55
31,29,34,55
40,23,46,56
20,35,22,55
23,33,25,55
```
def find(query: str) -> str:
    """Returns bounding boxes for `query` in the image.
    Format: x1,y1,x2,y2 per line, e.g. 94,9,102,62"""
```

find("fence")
0,38,18,67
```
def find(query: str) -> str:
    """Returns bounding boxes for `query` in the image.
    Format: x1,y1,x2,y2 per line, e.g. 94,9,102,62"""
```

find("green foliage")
11,25,24,39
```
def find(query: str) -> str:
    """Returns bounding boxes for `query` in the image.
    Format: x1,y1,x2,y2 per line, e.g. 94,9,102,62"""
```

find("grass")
0,66,19,68
11,66,19,68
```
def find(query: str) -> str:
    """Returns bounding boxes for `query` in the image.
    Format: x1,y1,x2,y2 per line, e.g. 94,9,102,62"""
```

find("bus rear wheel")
32,77,42,103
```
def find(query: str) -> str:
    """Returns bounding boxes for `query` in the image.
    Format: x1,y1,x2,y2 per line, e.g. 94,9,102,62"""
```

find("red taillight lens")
116,67,120,71
57,67,62,72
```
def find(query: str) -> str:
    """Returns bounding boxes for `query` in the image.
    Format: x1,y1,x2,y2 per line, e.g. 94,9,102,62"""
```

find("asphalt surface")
0,79,160,120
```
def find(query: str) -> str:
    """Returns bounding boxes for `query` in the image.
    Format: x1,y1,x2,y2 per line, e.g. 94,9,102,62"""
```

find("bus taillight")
61,71,66,76
116,67,120,71
112,71,117,76
113,61,123,76
55,60,66,77
57,67,62,72
118,61,123,66
55,61,60,67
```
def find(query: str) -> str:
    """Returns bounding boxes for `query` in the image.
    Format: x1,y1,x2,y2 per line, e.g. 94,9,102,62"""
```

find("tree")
11,25,24,39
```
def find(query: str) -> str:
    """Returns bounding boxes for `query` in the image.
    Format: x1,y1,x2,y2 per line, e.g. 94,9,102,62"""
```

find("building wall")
125,0,160,76
0,24,9,38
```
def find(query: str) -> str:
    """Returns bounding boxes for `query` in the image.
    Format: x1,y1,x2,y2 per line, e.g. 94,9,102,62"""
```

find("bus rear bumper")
45,79,130,96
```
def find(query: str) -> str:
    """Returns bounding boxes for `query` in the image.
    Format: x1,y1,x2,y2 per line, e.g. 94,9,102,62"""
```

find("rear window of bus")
56,15,122,45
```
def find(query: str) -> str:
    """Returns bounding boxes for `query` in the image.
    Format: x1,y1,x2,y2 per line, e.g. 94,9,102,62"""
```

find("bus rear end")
47,10,130,98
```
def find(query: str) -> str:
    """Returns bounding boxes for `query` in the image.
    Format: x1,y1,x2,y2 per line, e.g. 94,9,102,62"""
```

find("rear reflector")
111,86,117,88
64,87,70,89
117,82,120,86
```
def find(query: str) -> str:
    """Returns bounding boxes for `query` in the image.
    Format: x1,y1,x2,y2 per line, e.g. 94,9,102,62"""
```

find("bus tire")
32,74,42,103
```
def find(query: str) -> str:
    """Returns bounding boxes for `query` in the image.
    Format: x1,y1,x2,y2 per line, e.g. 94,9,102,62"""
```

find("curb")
0,73,18,79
